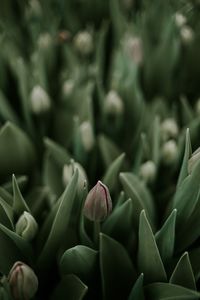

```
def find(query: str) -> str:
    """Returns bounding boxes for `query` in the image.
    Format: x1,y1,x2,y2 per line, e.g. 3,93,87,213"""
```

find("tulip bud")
73,31,93,55
79,121,95,152
83,181,112,221
139,160,156,183
63,161,87,190
180,25,194,44
30,85,51,114
161,118,179,141
175,13,187,27
105,90,124,116
8,262,38,300
37,33,52,49
188,147,200,174
161,140,178,165
16,212,38,241
62,79,75,97
125,36,143,64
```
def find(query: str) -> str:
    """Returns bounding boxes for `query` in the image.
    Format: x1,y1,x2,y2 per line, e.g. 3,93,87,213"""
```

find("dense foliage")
0,0,200,299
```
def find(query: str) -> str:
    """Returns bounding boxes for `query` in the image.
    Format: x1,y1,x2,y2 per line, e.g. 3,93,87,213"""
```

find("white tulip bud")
63,161,87,190
162,140,178,165
175,13,187,27
16,212,38,241
79,121,95,152
62,80,75,97
73,31,93,55
30,85,51,114
139,160,156,183
161,118,179,141
125,36,143,64
37,33,52,49
180,26,194,44
105,90,124,116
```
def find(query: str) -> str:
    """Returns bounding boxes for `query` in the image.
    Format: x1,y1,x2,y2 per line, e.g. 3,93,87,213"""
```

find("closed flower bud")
105,90,124,116
175,13,187,27
62,79,75,97
37,33,52,49
188,147,200,174
83,181,112,221
63,161,87,190
139,160,156,183
8,261,38,300
30,85,51,114
161,118,179,141
162,140,178,165
73,31,93,55
79,121,95,152
180,25,194,44
124,36,143,64
16,212,38,241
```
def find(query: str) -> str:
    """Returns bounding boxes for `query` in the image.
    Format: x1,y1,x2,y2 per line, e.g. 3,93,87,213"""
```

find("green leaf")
0,200,13,230
138,210,167,283
0,188,13,206
119,173,155,228
60,245,97,282
151,115,161,165
170,252,196,290
189,247,200,281
102,199,135,248
177,128,191,188
51,274,88,300
44,137,71,165
0,224,33,264
98,134,121,167
43,151,64,197
0,196,13,228
102,153,125,192
0,90,19,124
145,283,200,300
12,174,30,216
155,209,177,266
37,170,78,269
172,159,200,229
0,122,36,177
128,273,145,300
100,233,136,300
0,227,27,275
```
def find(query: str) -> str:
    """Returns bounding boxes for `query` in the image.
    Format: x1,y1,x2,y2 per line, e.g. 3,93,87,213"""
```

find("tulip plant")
1,0,200,299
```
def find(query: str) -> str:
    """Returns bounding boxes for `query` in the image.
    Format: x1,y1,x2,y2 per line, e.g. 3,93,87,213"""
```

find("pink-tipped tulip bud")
8,262,38,300
83,181,112,221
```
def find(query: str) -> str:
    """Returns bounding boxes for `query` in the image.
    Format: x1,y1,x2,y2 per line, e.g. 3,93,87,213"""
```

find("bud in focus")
83,181,112,221
16,211,38,242
8,261,38,300
30,85,51,114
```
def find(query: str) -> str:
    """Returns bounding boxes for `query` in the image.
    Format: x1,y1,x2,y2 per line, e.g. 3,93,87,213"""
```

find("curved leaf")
37,170,78,269
100,233,136,300
60,245,97,282
138,210,167,283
